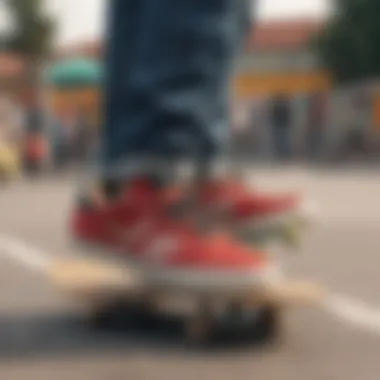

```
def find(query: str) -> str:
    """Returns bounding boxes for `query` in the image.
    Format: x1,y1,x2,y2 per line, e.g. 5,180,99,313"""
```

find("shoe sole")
69,238,283,295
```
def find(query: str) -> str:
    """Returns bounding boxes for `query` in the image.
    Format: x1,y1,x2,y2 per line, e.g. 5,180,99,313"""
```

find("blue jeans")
100,0,251,176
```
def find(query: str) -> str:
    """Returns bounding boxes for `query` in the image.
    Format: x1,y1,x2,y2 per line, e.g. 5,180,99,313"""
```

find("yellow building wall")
235,71,331,98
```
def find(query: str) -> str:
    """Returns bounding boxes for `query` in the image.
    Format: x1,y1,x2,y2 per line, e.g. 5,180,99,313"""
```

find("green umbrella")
46,58,103,88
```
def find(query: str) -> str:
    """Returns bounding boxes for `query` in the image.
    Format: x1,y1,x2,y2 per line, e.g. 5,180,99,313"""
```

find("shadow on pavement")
0,310,271,361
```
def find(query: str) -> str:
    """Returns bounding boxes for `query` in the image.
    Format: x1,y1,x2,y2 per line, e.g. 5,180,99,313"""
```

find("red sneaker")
166,178,317,236
71,179,277,291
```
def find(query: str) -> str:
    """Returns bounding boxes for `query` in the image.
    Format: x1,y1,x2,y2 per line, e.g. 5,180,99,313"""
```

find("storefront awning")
46,58,103,88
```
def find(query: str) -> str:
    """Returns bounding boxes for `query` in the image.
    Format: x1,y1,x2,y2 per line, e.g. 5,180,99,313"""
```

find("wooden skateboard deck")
49,258,325,343
49,258,325,312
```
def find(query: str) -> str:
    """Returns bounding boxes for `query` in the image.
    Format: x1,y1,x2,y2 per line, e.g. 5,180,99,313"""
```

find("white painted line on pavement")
0,234,52,273
1,233,380,336
323,294,380,335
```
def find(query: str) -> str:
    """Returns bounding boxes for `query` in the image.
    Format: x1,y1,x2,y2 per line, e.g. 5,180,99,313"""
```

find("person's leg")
72,0,280,287
277,126,290,160
100,0,251,180
273,126,282,159
284,127,292,159
92,0,144,193
72,0,317,290
308,127,320,160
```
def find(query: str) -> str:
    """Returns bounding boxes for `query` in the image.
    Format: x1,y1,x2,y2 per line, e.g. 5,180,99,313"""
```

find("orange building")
236,18,330,98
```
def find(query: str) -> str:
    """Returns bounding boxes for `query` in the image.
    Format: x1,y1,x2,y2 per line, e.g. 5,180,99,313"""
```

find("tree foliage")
6,0,55,62
315,0,380,84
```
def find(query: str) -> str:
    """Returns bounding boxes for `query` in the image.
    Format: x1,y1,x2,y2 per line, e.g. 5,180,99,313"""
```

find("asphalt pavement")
0,166,380,380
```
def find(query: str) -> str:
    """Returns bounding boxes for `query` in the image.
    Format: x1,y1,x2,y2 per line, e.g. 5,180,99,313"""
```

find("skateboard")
49,257,324,345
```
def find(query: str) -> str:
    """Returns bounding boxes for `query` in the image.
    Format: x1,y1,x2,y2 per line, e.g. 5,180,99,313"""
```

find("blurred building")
45,18,380,160
48,18,332,159
236,18,330,98
53,18,329,101
54,41,102,62
0,53,26,100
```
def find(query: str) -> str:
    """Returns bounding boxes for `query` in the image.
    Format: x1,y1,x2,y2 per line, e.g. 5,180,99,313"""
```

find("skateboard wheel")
185,301,215,345
222,301,251,326
250,306,281,345
85,301,122,329
185,315,215,345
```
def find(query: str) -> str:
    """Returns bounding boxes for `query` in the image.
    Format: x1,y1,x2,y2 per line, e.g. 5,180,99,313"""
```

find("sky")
0,0,331,47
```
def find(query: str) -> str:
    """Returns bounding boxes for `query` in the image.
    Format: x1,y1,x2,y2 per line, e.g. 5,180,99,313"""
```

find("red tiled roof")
247,18,324,51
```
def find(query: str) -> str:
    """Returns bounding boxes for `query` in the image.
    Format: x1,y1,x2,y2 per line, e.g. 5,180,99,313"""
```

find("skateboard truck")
49,257,325,344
